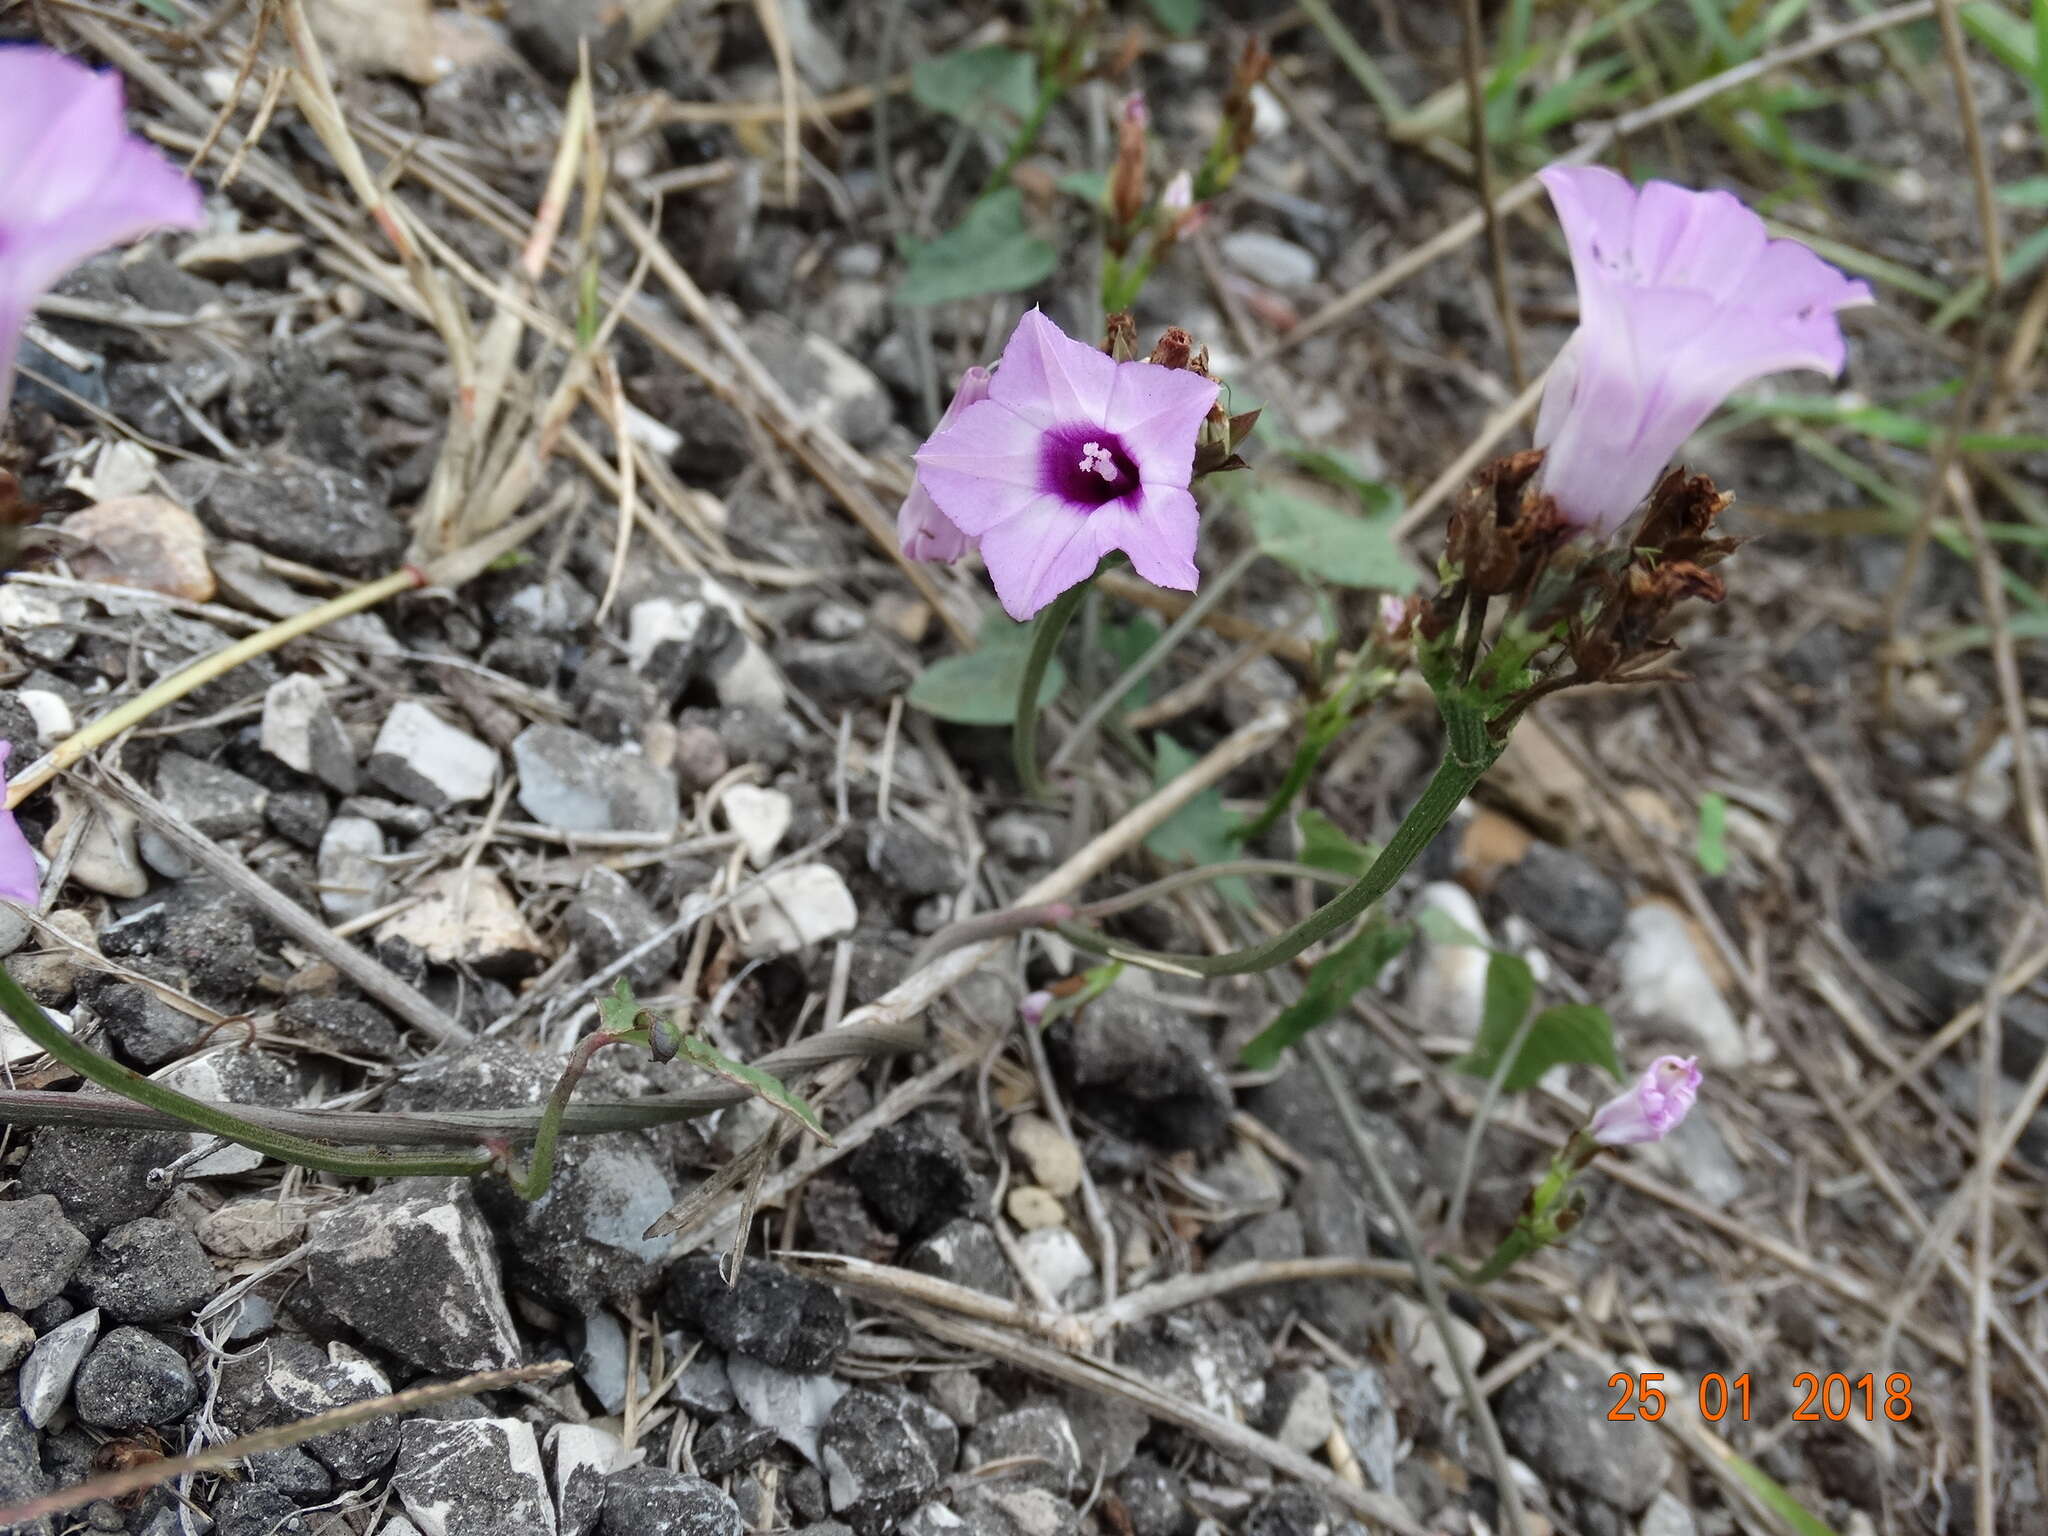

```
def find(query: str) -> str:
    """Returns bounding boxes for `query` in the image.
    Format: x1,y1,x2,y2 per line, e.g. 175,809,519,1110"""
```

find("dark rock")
1047,993,1232,1151
819,1388,953,1535
481,634,563,690
1113,1457,1187,1536
216,1335,398,1479
477,1134,675,1313
1496,1356,1672,1512
866,823,964,898
777,637,913,703
1843,864,2000,1016
391,1418,554,1536
274,995,402,1059
785,1465,829,1523
72,1326,199,1427
76,977,203,1069
265,788,331,850
76,1219,214,1323
801,1174,897,1264
665,1258,846,1373
244,1448,334,1503
847,1119,978,1243
17,332,106,421
0,1407,51,1536
18,1128,183,1236
155,751,269,840
1243,1488,1334,1536
562,868,676,990
0,1196,89,1311
954,1486,1078,1536
600,1466,745,1536
1117,1312,1268,1424
963,1404,1081,1494
209,1483,309,1536
694,1413,778,1478
174,456,405,576
305,1180,522,1372
901,1218,1013,1300
1495,843,1627,953
99,880,270,1002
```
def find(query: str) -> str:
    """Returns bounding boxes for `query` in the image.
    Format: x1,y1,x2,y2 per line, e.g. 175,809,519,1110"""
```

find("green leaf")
1962,1,2037,77
673,1033,833,1143
1146,735,1250,905
1417,905,1488,948
1298,809,1374,879
1455,992,1624,1094
1999,175,2048,205
897,190,1057,306
1722,1452,1845,1536
912,47,1038,131
1141,0,1202,38
1242,479,1417,592
1057,169,1110,204
907,619,1067,725
1696,790,1729,877
1240,921,1410,1069
598,976,644,1035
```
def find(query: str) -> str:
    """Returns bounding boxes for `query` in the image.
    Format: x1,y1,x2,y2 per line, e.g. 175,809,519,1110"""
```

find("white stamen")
1078,441,1118,481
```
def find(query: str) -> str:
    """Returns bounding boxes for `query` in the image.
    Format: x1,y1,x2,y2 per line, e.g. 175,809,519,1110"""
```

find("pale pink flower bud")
1161,170,1193,215
897,365,992,564
1589,1055,1701,1146
1121,91,1149,129
1020,990,1054,1028
0,742,37,904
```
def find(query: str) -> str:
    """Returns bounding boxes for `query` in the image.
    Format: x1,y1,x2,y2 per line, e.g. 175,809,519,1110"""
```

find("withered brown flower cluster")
1420,450,1742,711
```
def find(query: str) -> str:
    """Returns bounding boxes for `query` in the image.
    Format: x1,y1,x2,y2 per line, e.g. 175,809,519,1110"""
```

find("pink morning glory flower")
1589,1054,1701,1147
0,743,41,905
0,47,205,413
1534,165,1872,536
898,366,992,565
914,310,1220,621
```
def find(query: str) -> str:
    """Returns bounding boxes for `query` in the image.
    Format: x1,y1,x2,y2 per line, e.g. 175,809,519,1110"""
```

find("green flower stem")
1465,1133,1596,1284
977,85,1059,202
504,1027,634,1199
1057,737,1501,978
1235,706,1348,847
0,964,490,1179
1013,581,1091,799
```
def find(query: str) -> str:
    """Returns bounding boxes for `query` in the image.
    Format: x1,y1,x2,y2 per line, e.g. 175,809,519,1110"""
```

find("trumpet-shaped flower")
915,310,1219,620
0,47,205,412
898,366,992,564
0,744,40,905
1589,1055,1701,1146
1535,165,1872,536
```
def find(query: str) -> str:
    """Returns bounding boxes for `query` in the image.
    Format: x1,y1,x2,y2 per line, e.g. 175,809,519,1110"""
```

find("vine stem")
1012,581,1090,799
504,1027,628,1199
0,964,491,1178
1056,742,1498,977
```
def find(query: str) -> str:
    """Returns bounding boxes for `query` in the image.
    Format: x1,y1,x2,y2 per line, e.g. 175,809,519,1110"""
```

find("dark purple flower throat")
1042,423,1140,510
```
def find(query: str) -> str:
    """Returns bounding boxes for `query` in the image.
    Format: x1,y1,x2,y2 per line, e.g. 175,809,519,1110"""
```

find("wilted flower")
1534,165,1871,536
0,743,40,905
915,309,1219,620
0,48,204,413
1589,1055,1701,1146
897,366,992,564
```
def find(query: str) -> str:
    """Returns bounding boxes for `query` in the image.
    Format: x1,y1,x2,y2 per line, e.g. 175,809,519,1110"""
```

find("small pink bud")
1121,91,1149,129
897,365,993,564
1020,990,1054,1028
1161,171,1193,215
1589,1055,1701,1146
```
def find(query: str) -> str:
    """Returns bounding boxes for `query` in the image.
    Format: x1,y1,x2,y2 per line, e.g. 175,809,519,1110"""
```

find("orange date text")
1606,1371,1913,1422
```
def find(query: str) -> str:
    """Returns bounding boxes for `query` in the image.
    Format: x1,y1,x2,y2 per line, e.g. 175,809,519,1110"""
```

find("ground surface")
0,2,2043,1535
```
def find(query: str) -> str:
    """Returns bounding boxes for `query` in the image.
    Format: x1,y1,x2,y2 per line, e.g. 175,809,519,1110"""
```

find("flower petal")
987,309,1118,430
1096,483,1200,593
0,742,36,905
915,398,1054,534
1103,362,1218,491
897,480,973,564
977,494,1111,620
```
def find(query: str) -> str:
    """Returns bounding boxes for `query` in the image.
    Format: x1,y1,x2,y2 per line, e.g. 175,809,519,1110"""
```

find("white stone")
728,1356,845,1465
1220,229,1320,292
711,638,789,711
317,815,387,922
1406,882,1492,1037
722,784,792,866
17,689,72,742
1639,1491,1698,1536
1644,1109,1745,1210
196,1197,308,1258
20,1307,99,1427
732,863,856,955
44,792,147,898
1016,1226,1093,1302
1007,1115,1082,1198
369,700,498,808
1611,904,1749,1068
1005,1187,1066,1231
264,674,359,792
1388,1294,1484,1402
0,1005,68,1066
376,867,544,971
625,597,710,671
575,1310,629,1415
